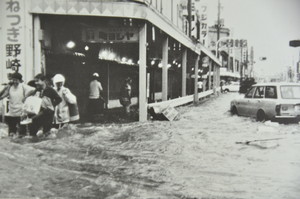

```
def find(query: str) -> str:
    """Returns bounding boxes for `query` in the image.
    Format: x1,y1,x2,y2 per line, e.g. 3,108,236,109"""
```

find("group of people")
0,72,133,138
0,72,78,138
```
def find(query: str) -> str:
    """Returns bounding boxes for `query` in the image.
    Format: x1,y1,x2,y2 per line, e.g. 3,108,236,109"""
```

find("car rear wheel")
224,89,229,92
256,110,266,122
231,106,238,115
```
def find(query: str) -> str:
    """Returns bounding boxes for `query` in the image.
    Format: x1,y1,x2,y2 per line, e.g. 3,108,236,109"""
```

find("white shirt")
6,83,34,117
89,80,103,99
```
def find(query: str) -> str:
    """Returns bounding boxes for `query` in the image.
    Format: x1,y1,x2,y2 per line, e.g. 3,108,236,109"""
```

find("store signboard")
199,4,208,46
0,0,25,73
82,27,139,43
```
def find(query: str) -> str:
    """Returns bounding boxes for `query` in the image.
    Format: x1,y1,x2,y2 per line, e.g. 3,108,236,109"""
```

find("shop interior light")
173,60,176,64
158,63,163,68
99,50,108,59
84,45,89,51
66,41,76,49
178,64,181,68
121,57,127,63
152,26,155,41
167,64,171,68
137,60,140,65
151,60,155,65
108,52,116,60
192,68,194,71
127,59,133,65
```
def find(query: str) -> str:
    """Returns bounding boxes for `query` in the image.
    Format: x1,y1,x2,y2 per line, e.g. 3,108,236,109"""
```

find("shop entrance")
40,15,140,120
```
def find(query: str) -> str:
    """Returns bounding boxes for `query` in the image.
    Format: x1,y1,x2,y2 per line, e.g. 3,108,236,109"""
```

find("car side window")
245,87,256,98
265,86,277,99
254,86,265,98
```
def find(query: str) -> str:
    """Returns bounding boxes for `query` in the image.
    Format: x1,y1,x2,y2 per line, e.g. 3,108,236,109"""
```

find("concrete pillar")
208,60,212,90
162,36,169,101
24,3,34,82
33,15,42,75
216,65,220,90
181,48,187,97
227,55,231,72
213,63,217,93
193,54,200,103
139,23,147,122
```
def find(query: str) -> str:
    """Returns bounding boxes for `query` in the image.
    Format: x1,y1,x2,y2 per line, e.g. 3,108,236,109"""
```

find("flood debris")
236,137,284,145
148,106,179,121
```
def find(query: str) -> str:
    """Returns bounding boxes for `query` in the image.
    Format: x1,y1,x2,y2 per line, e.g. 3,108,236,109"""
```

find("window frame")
265,86,278,99
254,86,265,99
280,85,300,99
245,87,256,98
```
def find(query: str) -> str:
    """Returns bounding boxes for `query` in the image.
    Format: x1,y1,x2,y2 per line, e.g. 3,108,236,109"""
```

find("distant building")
206,25,250,80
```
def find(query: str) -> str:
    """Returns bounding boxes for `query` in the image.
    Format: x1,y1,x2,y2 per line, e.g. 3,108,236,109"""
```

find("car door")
263,86,278,118
237,86,256,116
250,86,265,117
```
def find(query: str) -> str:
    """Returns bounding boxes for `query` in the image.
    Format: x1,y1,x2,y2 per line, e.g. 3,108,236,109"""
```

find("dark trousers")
5,116,25,135
88,98,104,114
29,111,54,136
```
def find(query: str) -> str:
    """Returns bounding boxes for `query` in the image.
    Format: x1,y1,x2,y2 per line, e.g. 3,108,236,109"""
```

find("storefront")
0,0,222,121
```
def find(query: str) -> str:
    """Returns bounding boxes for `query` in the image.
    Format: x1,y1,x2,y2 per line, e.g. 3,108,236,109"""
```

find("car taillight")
275,105,281,116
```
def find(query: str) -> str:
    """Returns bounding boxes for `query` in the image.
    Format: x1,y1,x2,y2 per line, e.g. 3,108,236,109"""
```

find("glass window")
280,86,300,99
265,86,277,99
254,86,265,98
245,87,256,98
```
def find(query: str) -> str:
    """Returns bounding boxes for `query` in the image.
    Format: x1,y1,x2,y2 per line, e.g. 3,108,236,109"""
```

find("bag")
23,96,42,115
63,88,79,121
68,102,80,121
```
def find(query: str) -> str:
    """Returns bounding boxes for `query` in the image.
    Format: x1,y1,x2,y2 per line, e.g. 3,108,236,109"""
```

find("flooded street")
1,93,300,199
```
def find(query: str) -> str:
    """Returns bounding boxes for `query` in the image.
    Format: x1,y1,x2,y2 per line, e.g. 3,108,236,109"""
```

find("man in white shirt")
0,73,35,137
88,73,103,121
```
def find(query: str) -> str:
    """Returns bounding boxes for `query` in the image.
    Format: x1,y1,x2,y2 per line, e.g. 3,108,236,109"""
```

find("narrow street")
0,93,300,199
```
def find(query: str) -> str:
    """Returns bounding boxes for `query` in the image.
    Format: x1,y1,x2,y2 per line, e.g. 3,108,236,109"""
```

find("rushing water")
0,93,300,199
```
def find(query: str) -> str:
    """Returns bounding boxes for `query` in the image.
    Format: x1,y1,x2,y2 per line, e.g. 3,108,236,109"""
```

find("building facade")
206,25,250,81
0,0,221,121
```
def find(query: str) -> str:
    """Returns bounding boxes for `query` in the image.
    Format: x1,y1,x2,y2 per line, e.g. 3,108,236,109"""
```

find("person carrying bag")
53,74,79,127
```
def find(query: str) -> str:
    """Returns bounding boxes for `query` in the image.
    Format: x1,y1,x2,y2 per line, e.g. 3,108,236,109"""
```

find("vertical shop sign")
1,0,25,72
200,5,208,46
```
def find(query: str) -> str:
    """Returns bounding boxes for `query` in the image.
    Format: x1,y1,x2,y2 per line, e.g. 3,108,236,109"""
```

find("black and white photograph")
0,0,300,198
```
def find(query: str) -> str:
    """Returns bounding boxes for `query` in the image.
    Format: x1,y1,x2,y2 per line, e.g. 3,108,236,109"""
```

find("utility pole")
249,46,254,78
188,0,192,37
217,0,221,40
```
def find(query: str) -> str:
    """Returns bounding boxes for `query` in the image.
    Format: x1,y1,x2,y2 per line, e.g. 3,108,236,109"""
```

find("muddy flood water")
0,93,300,199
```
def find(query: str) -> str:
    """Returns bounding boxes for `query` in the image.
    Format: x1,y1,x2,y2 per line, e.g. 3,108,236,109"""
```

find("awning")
30,0,221,66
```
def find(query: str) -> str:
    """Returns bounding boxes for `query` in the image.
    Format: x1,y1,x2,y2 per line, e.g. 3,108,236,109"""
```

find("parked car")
230,83,300,122
223,81,240,92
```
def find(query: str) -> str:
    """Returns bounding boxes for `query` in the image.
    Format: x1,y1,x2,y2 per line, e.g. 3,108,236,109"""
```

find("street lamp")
289,40,300,47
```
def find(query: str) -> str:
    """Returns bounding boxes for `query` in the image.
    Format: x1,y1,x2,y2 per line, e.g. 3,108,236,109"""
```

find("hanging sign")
82,27,139,43
199,5,208,46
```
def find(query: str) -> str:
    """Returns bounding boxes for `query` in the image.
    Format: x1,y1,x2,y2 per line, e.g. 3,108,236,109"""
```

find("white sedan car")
223,82,240,92
230,83,300,122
